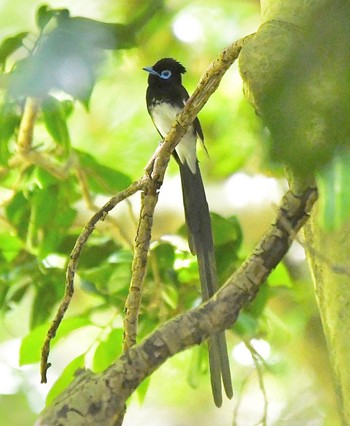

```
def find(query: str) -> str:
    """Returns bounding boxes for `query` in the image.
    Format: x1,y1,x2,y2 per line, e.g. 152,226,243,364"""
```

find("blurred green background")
0,1,338,425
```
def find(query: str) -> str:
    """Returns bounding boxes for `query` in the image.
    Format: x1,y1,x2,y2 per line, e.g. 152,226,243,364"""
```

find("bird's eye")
160,70,172,79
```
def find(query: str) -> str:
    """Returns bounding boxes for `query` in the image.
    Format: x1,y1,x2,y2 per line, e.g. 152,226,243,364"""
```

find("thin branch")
278,212,350,278
40,180,142,383
123,180,159,350
244,341,268,426
16,97,39,153
232,373,251,426
75,164,135,249
37,185,318,425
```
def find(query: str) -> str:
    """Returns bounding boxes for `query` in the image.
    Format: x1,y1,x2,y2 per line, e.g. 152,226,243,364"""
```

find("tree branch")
16,97,39,153
37,185,318,425
123,181,159,350
40,180,142,383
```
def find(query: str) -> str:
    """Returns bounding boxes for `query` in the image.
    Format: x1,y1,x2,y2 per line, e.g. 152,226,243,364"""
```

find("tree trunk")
305,212,350,425
240,0,350,423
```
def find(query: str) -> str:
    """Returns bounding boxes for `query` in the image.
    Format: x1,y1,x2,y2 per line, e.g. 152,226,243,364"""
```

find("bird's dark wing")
177,85,204,142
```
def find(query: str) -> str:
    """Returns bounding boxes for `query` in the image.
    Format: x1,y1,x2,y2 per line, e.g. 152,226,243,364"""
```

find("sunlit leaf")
20,317,92,365
0,32,28,64
317,151,350,231
27,185,77,258
3,281,30,312
92,328,123,373
268,262,293,288
76,150,132,194
211,213,242,249
5,192,30,240
30,270,66,329
152,242,176,271
46,354,85,406
161,285,178,310
136,376,151,403
42,96,71,156
187,346,205,389
0,232,23,262
36,5,69,31
234,311,259,338
0,101,21,163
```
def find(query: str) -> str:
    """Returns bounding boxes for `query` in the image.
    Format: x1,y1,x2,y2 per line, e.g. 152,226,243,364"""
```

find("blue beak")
143,66,159,76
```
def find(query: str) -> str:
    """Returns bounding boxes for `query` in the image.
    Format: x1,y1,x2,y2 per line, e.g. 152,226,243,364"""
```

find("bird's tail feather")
178,160,233,406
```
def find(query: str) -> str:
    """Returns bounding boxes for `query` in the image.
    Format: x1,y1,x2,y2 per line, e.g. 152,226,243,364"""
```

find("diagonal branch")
37,184,318,426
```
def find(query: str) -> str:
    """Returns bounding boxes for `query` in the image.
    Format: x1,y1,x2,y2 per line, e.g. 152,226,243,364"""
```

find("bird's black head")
143,58,186,86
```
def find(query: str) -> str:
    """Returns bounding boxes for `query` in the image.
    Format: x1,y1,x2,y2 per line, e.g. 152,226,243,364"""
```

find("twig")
40,180,142,383
278,210,350,278
123,180,159,350
16,97,39,153
75,164,135,249
232,374,251,426
245,341,269,426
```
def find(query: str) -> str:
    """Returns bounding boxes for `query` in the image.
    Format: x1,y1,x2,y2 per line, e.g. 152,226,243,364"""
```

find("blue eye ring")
160,70,172,79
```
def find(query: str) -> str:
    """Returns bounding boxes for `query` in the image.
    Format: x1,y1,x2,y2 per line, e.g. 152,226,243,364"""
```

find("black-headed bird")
143,58,232,407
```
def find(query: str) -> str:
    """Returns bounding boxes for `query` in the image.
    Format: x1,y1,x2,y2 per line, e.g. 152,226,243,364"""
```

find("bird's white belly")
151,103,197,174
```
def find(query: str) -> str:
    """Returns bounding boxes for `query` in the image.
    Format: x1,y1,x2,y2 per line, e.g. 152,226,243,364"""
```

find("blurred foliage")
0,1,339,425
262,4,350,176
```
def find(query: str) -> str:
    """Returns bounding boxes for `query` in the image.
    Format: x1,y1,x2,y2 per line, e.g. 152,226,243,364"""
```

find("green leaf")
317,151,350,231
246,281,269,318
30,269,66,329
211,213,242,249
46,354,85,406
161,285,178,310
27,184,76,258
268,262,293,288
234,311,259,338
209,214,242,282
0,232,23,262
136,376,151,403
0,101,21,164
187,346,205,389
5,192,30,240
92,328,123,373
29,167,60,190
56,17,121,50
76,150,132,194
80,249,133,295
3,282,30,312
36,5,54,30
20,317,92,365
0,32,28,64
152,243,176,272
36,5,69,31
42,96,71,156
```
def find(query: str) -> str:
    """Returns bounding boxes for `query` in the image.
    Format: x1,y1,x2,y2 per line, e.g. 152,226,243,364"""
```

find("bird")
143,58,233,407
